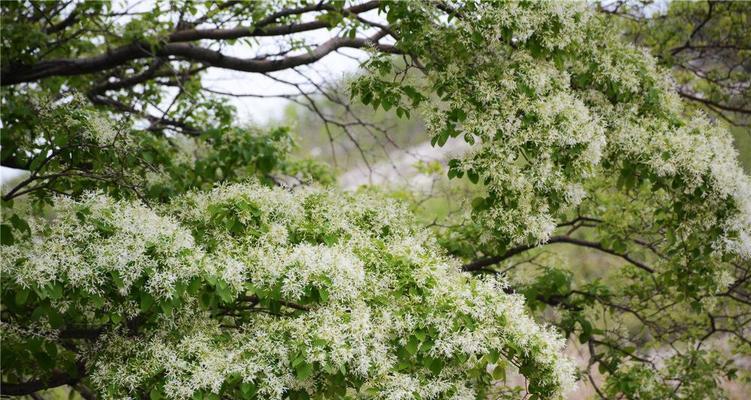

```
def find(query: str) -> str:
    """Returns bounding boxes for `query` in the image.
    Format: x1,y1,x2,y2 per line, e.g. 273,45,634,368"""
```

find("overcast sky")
117,0,381,124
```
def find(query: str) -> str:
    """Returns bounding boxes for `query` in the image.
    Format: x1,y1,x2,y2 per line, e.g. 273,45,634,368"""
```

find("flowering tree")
603,0,750,127
2,181,574,399
1,1,750,399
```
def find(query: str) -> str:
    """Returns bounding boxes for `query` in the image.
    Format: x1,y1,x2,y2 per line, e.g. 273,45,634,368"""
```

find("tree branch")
2,31,396,86
462,235,655,273
1,1,390,85
0,363,85,396
169,1,381,42
677,89,751,115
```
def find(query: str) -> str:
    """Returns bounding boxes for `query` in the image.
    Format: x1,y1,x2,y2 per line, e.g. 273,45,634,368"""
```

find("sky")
201,44,367,125
115,0,380,124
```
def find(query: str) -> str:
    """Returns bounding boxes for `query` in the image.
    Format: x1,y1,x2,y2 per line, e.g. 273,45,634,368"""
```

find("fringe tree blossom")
3,1,750,399
354,0,751,283
349,1,751,396
2,183,576,399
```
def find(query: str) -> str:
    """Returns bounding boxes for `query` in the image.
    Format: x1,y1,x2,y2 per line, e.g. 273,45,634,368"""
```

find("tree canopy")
1,1,750,399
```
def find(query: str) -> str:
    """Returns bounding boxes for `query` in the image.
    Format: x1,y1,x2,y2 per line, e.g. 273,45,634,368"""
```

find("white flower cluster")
63,182,575,399
50,93,133,148
1,193,203,301
606,110,751,259
576,28,751,262
417,1,751,261
423,40,605,245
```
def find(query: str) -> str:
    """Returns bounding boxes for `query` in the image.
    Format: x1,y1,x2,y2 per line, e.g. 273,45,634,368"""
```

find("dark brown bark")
462,235,655,273
1,362,85,396
0,1,390,86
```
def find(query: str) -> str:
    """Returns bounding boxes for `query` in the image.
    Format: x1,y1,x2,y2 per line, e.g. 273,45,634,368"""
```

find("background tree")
602,0,750,128
2,1,750,399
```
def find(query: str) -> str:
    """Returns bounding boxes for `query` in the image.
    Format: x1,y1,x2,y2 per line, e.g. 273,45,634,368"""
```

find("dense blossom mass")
2,183,575,399
356,1,750,283
351,0,751,395
413,2,749,256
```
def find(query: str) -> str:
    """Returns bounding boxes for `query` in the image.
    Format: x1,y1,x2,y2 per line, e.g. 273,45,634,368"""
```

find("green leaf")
160,301,174,314
9,214,30,235
429,358,444,375
486,349,500,364
47,308,64,328
436,131,449,147
471,197,487,211
406,336,419,355
48,283,63,300
257,156,275,173
31,305,47,321
200,290,213,308
28,155,45,172
150,387,163,400
295,362,314,380
15,289,29,305
140,293,155,312
110,313,123,324
91,295,106,308
35,348,55,369
240,382,256,399
492,363,506,380
216,283,234,303
44,341,58,358
598,362,609,374
323,363,339,375
318,287,329,302
1,224,14,245
292,353,306,367
467,170,479,184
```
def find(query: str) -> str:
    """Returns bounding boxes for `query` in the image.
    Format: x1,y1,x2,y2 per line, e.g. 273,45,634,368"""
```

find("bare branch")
462,235,655,273
0,363,85,396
